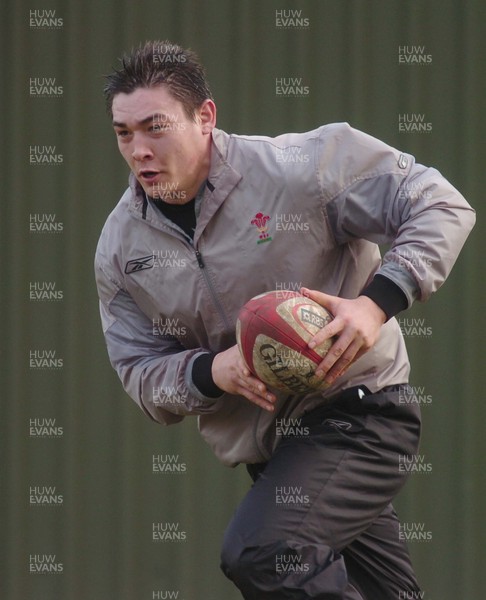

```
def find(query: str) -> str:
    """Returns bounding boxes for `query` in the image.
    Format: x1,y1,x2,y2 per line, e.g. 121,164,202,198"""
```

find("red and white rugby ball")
236,290,335,394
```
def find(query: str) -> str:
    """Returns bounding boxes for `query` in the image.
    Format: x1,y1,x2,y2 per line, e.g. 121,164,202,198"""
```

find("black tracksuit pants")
220,385,422,599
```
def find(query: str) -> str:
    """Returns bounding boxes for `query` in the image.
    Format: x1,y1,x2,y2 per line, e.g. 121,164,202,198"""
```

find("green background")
1,0,485,598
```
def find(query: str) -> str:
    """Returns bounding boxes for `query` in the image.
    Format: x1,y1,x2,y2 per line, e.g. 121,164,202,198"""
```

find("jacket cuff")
360,274,408,321
190,352,224,399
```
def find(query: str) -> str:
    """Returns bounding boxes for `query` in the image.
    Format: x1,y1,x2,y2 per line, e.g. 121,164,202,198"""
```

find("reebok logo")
398,154,409,169
125,255,155,274
323,419,353,431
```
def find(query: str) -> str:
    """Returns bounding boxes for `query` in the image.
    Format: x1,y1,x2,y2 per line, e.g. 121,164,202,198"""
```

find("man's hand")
211,345,277,412
301,287,386,385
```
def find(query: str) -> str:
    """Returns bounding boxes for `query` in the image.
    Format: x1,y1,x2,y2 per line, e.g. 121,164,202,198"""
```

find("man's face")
112,85,215,203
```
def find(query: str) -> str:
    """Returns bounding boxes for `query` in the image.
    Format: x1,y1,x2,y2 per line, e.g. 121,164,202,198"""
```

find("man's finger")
314,330,357,377
237,374,277,403
322,338,363,384
308,317,344,349
237,384,275,412
301,287,339,313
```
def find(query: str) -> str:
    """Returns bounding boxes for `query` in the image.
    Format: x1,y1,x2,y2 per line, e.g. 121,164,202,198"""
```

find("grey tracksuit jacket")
95,123,475,466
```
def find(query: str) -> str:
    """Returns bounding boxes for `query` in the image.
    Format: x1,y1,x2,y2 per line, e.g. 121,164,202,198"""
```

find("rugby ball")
236,290,335,394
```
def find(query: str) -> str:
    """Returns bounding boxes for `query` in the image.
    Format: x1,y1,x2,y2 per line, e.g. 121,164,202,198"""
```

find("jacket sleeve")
320,123,476,306
95,259,225,425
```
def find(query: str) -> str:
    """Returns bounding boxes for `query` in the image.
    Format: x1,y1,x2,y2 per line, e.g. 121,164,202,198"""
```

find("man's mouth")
138,169,160,182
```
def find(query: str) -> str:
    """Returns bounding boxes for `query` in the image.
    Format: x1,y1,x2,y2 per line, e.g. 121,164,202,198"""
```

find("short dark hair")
103,40,214,120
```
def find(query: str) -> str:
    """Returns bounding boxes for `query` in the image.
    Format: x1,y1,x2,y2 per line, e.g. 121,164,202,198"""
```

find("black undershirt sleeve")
192,352,224,398
360,274,409,321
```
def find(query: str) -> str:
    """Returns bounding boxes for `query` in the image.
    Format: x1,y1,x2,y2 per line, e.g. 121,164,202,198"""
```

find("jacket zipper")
196,244,269,461
193,246,232,332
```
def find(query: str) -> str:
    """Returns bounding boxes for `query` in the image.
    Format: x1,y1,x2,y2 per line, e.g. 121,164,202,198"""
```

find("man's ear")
198,99,217,134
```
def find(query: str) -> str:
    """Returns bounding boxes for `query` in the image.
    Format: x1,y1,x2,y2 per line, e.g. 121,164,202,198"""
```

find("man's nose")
131,134,154,161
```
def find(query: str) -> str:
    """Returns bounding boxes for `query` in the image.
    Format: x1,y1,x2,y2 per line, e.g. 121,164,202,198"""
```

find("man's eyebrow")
112,114,173,128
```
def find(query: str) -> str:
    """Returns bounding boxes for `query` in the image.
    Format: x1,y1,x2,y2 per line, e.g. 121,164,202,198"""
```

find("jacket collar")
194,128,242,244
